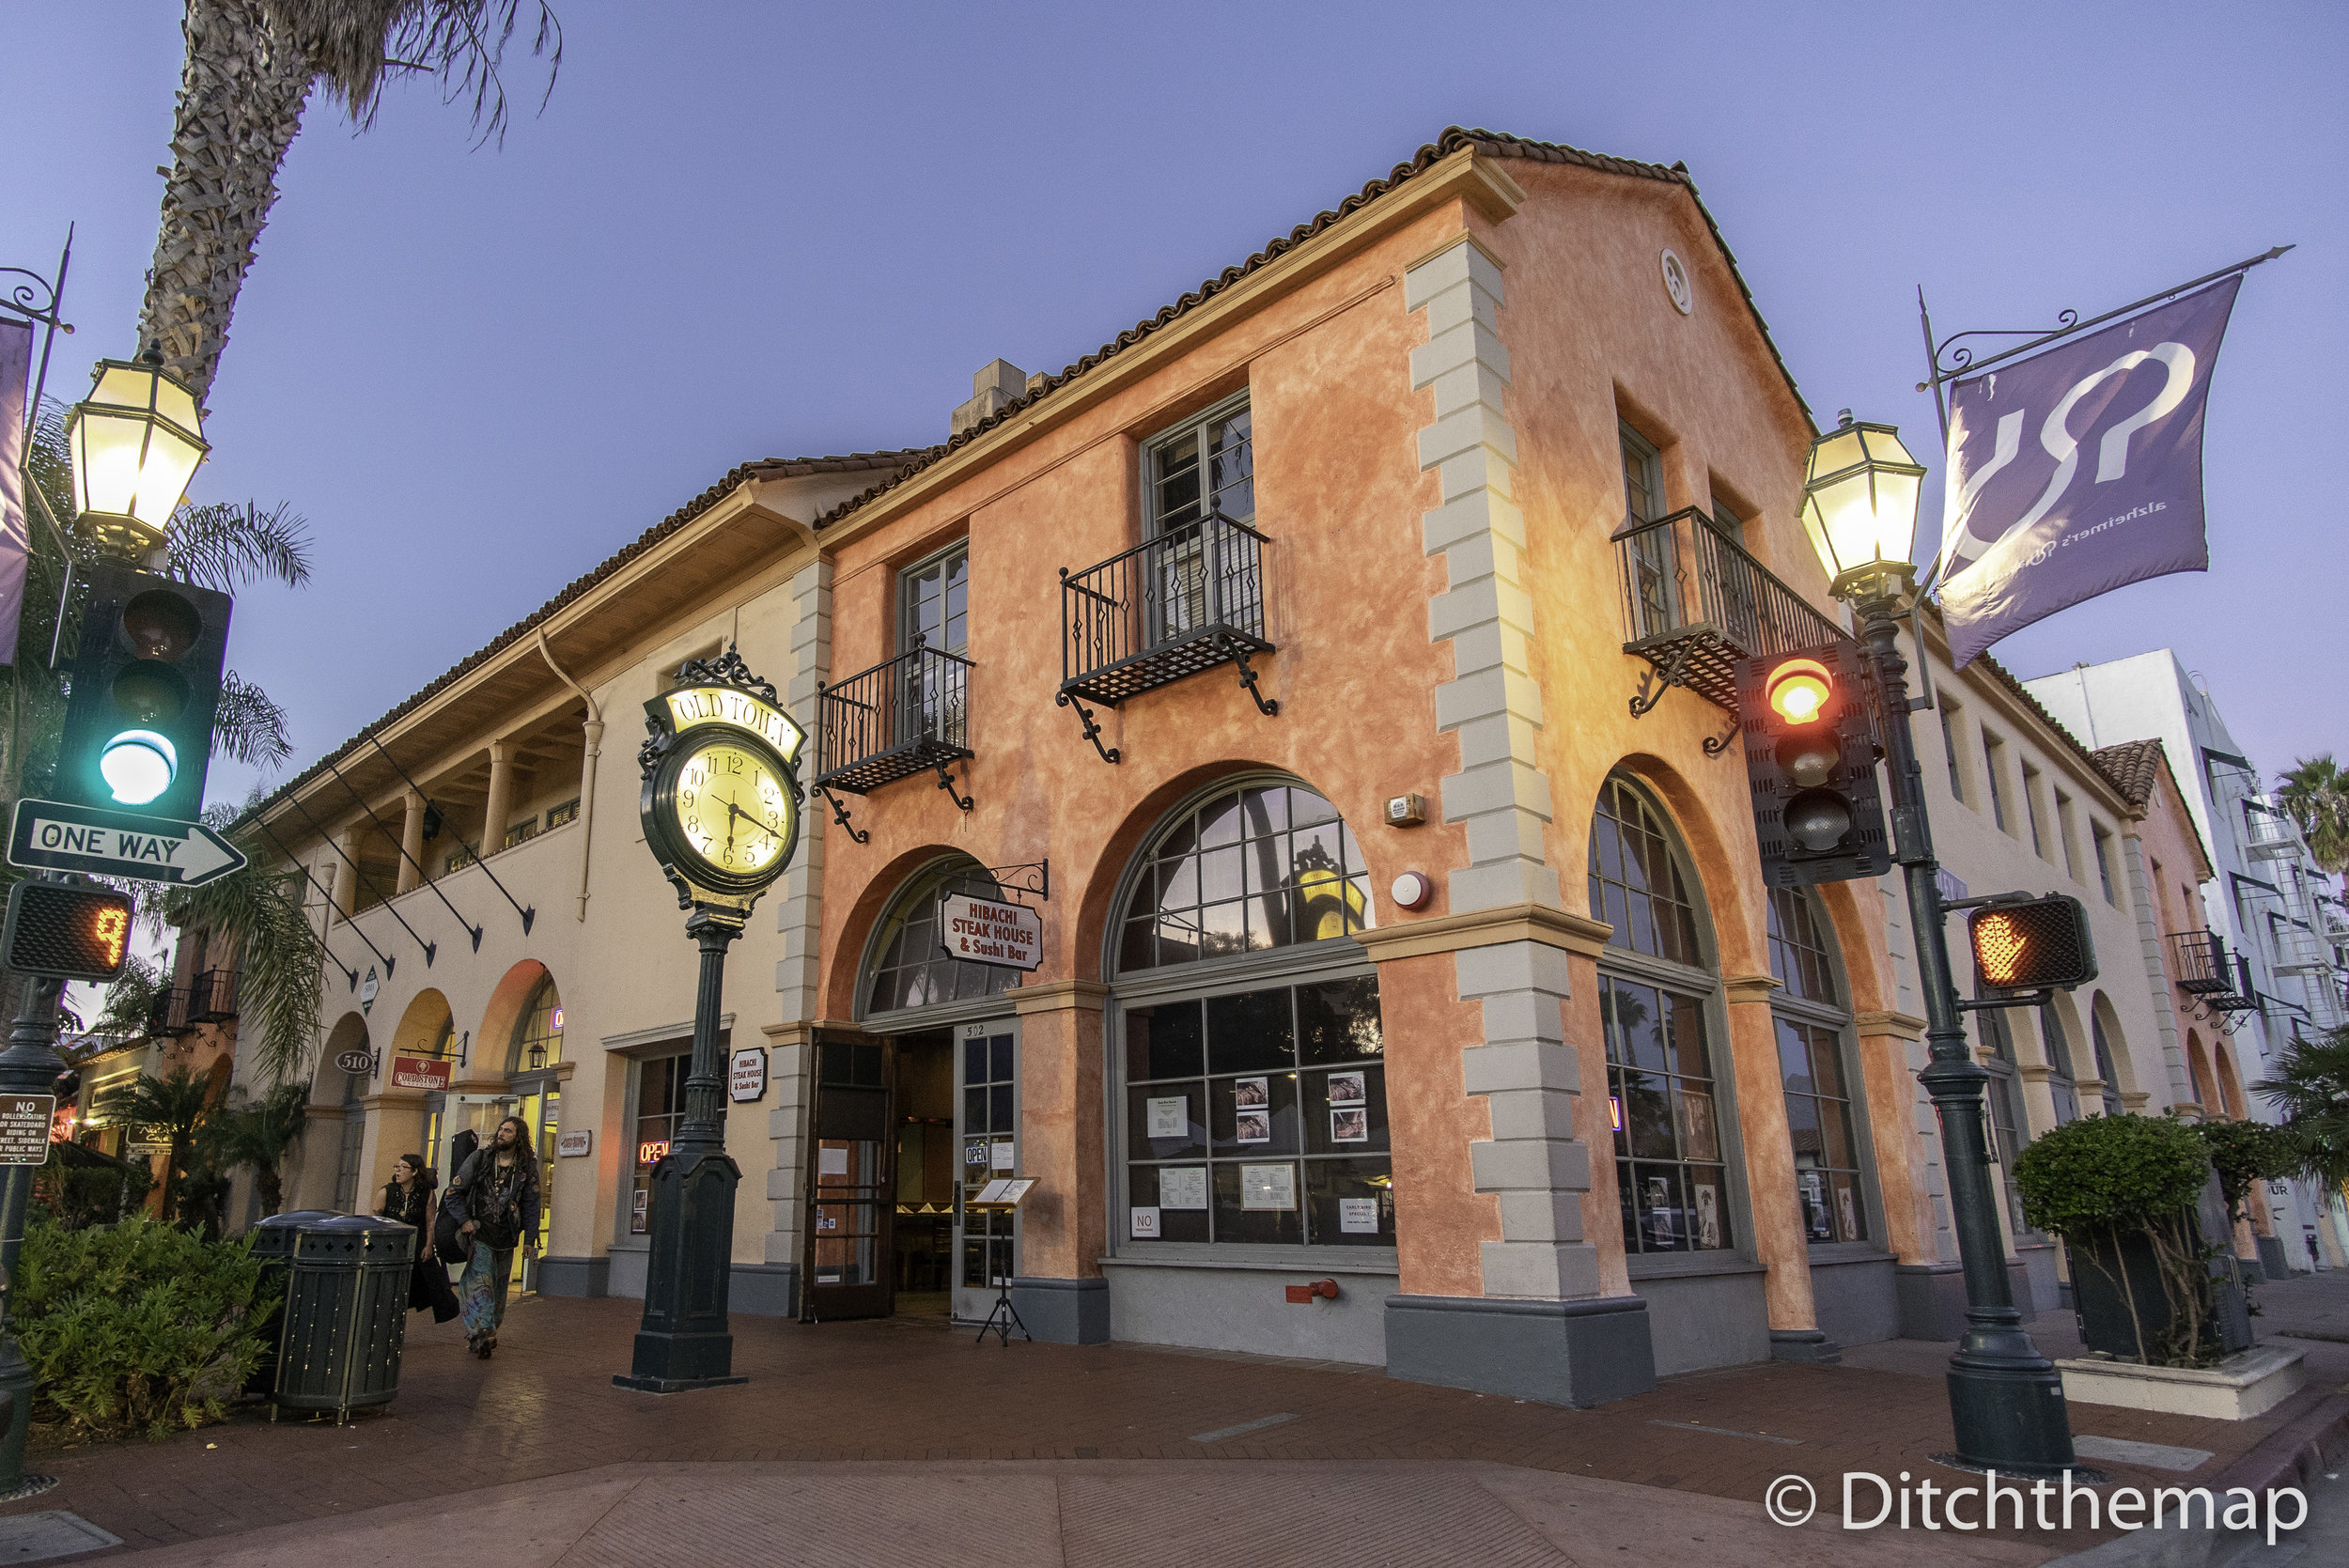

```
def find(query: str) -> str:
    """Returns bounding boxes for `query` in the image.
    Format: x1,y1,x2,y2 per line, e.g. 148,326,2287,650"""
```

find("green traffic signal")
56,564,232,819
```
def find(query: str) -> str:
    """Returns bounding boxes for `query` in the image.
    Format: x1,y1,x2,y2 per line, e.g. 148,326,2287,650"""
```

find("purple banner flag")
1933,275,2242,666
0,318,31,668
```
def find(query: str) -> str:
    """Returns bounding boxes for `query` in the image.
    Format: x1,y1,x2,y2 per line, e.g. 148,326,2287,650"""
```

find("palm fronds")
2278,755,2349,879
259,0,563,144
2252,1025,2349,1189
167,500,313,593
210,672,294,770
153,861,326,1087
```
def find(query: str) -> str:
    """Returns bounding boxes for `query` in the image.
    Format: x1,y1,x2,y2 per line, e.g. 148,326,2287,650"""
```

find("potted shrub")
2012,1112,2248,1366
2197,1117,2304,1281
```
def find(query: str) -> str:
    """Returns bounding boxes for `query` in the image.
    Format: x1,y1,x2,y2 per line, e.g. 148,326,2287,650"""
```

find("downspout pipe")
537,629,603,923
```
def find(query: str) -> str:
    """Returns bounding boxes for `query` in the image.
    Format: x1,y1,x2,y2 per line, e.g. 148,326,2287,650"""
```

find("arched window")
863,859,1022,1017
1978,1009,2032,1236
2039,1005,2081,1126
1117,781,1372,972
1589,774,1729,1256
511,977,563,1072
1112,779,1388,1250
2090,1009,2123,1116
1767,888,1868,1246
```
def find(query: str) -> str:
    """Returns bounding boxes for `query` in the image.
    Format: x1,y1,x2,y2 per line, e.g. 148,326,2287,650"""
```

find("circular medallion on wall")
1660,247,1695,316
1390,871,1435,911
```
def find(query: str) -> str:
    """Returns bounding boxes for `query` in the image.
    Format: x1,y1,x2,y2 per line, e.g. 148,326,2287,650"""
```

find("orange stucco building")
247,129,2034,1404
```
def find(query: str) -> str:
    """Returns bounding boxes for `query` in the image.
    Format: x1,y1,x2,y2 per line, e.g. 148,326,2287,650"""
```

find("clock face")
669,737,795,878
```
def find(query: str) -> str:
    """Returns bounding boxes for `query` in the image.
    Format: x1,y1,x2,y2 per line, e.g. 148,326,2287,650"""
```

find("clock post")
616,646,804,1394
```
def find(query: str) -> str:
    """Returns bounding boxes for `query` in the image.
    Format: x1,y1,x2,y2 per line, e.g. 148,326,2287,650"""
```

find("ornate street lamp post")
1799,413,2077,1474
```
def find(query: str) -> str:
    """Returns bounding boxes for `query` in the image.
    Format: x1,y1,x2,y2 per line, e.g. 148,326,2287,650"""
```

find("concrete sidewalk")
101,1459,2056,1568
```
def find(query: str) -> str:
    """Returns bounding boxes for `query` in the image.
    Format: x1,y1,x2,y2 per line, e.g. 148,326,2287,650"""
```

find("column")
1722,974,1833,1361
481,740,516,857
397,790,426,895
331,827,363,918
1009,980,1111,1343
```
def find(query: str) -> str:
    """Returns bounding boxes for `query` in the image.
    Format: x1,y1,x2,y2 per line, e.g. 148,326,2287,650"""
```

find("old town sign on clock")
639,645,806,921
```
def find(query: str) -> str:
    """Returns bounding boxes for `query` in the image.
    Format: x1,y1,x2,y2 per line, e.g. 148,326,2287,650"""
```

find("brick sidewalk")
11,1274,2347,1560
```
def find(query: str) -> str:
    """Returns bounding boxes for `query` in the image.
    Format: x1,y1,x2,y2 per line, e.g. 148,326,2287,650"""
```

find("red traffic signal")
1736,643,1890,888
3,878,135,982
1968,895,2097,993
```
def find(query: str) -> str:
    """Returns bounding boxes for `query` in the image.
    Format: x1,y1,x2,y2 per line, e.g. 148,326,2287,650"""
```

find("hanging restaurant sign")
939,892,1043,972
391,1055,453,1092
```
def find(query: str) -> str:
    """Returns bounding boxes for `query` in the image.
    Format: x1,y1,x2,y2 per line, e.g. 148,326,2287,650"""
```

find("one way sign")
8,799,249,888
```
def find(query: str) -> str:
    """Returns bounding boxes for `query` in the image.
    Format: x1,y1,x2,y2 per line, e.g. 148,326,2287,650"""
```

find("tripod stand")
975,1275,1030,1346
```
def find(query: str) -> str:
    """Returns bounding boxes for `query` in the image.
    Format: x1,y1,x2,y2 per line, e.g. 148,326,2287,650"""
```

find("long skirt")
457,1243,516,1339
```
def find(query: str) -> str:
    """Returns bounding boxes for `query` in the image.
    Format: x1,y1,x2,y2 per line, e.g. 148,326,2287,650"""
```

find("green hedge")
13,1217,278,1442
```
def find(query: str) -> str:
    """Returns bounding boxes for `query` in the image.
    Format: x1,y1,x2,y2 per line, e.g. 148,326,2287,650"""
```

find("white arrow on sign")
7,799,249,888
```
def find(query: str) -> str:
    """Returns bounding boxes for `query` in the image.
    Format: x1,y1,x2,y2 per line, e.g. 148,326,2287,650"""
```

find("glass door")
807,1036,895,1320
512,1081,559,1292
953,1019,1019,1323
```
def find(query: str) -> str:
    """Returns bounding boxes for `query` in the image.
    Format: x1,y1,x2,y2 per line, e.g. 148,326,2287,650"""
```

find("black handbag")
433,1188,468,1265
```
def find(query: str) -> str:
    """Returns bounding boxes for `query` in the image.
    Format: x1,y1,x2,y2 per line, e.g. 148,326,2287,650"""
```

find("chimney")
951,358,1027,438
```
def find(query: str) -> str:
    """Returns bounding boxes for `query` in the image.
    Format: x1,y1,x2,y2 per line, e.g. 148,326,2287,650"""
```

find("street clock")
639,646,805,922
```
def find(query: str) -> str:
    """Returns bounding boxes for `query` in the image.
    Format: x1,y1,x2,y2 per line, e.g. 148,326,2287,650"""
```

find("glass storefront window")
1117,784,1373,972
1124,976,1390,1247
1767,888,1867,1246
865,862,1020,1015
513,978,564,1070
1601,975,1730,1254
630,1053,688,1235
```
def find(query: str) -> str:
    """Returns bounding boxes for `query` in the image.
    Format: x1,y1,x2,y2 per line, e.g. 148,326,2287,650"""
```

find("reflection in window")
630,1052,689,1234
863,861,1021,1016
1588,775,1702,964
2040,1005,2081,1126
1124,977,1389,1248
1117,784,1373,972
1779,1017,1866,1244
1766,888,1837,1005
1602,975,1730,1254
1151,399,1254,534
512,976,563,1071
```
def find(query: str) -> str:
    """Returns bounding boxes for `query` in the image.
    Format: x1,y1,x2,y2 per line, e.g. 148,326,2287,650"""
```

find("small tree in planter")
2013,1112,2243,1367
2196,1118,2301,1244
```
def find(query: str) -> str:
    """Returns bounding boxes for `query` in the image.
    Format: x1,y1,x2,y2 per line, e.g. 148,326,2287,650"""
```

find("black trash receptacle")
245,1211,336,1398
270,1214,415,1423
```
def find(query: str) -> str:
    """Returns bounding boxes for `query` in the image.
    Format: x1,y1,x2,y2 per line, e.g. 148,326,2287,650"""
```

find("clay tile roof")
807,126,1813,532
2092,738,2169,809
249,448,936,823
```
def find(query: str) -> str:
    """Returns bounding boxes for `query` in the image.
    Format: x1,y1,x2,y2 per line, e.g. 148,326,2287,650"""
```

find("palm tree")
2253,1024,2349,1190
143,0,562,403
93,1064,225,1223
202,1079,308,1218
148,814,328,1085
2278,755,2349,889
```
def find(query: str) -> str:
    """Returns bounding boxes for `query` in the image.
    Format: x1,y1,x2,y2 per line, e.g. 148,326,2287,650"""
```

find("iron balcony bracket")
935,760,974,813
1229,640,1279,717
1628,647,1691,719
1056,691,1120,766
1702,717,1741,758
979,861,1050,902
819,786,869,846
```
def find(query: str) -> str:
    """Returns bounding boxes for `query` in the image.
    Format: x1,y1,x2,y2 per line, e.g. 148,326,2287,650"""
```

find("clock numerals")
669,738,794,880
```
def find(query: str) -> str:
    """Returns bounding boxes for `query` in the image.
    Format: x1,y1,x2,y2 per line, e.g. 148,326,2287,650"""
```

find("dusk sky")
8,1,2343,809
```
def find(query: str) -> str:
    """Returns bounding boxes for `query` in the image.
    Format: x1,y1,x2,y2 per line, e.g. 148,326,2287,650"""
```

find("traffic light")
1968,895,2097,993
2,878,135,982
55,564,231,819
1737,642,1890,888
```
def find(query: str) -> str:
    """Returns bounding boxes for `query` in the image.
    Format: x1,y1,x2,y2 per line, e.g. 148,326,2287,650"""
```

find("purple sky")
8,2,2343,809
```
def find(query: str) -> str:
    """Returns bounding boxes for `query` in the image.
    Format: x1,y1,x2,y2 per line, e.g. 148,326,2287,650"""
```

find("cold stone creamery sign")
391,1056,453,1092
938,892,1042,972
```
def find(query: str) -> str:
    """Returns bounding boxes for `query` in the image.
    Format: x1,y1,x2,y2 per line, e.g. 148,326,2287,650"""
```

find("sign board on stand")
938,893,1042,971
968,1176,1036,1211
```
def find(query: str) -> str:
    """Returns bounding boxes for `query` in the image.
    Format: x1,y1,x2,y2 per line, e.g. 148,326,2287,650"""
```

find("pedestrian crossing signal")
1968,895,2097,993
3,879,136,982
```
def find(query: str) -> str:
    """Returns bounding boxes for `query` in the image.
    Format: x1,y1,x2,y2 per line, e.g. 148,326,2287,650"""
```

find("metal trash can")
245,1211,335,1398
266,1213,414,1423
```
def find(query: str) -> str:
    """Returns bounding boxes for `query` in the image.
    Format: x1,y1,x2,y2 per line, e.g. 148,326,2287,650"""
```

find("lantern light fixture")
64,349,208,558
1797,410,1925,597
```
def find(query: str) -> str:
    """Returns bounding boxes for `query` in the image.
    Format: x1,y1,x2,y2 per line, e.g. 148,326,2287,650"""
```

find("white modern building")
2027,650,2349,1273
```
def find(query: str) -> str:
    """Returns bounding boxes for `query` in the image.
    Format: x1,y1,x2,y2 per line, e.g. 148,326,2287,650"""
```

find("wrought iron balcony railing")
1614,507,1853,722
2167,930,2260,1015
187,968,240,1024
813,643,975,813
1056,510,1276,763
144,986,193,1039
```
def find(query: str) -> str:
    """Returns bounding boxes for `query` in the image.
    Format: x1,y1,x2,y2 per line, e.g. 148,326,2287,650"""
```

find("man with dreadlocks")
446,1114,541,1358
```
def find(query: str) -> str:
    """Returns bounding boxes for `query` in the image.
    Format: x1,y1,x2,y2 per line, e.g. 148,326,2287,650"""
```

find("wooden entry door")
806,1036,895,1320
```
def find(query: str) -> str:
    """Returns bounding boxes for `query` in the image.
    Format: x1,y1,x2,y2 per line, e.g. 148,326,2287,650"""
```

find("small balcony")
1614,508,1853,715
2243,811,2299,862
813,643,974,798
187,968,240,1024
2167,930,2260,1014
1058,511,1276,741
2273,922,2335,978
144,986,193,1039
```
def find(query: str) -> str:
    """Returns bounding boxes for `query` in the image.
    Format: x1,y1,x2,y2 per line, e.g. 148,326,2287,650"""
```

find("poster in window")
1146,1095,1188,1140
1694,1183,1721,1250
1240,1162,1297,1211
1159,1166,1207,1210
1232,1076,1268,1110
1130,1205,1161,1239
1233,1110,1271,1144
990,1139,1017,1171
1675,1090,1719,1163
1330,1108,1368,1143
818,1145,849,1177
1326,1070,1365,1108
1837,1184,1859,1245
1339,1197,1380,1234
630,1188,649,1234
1645,1176,1674,1249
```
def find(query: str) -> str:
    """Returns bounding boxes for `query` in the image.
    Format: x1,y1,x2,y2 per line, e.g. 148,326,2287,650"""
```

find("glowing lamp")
1766,658,1833,724
65,352,209,556
99,729,177,804
1798,411,1925,596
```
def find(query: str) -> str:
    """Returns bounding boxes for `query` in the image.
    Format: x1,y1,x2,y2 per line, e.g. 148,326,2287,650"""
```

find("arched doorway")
506,974,565,1283
817,856,1025,1323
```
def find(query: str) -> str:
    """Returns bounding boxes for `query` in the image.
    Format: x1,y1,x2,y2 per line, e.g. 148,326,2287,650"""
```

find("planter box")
2056,1343,2305,1421
2067,1211,2250,1362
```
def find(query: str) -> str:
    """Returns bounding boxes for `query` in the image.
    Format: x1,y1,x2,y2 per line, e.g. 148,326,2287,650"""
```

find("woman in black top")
379,1154,458,1323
